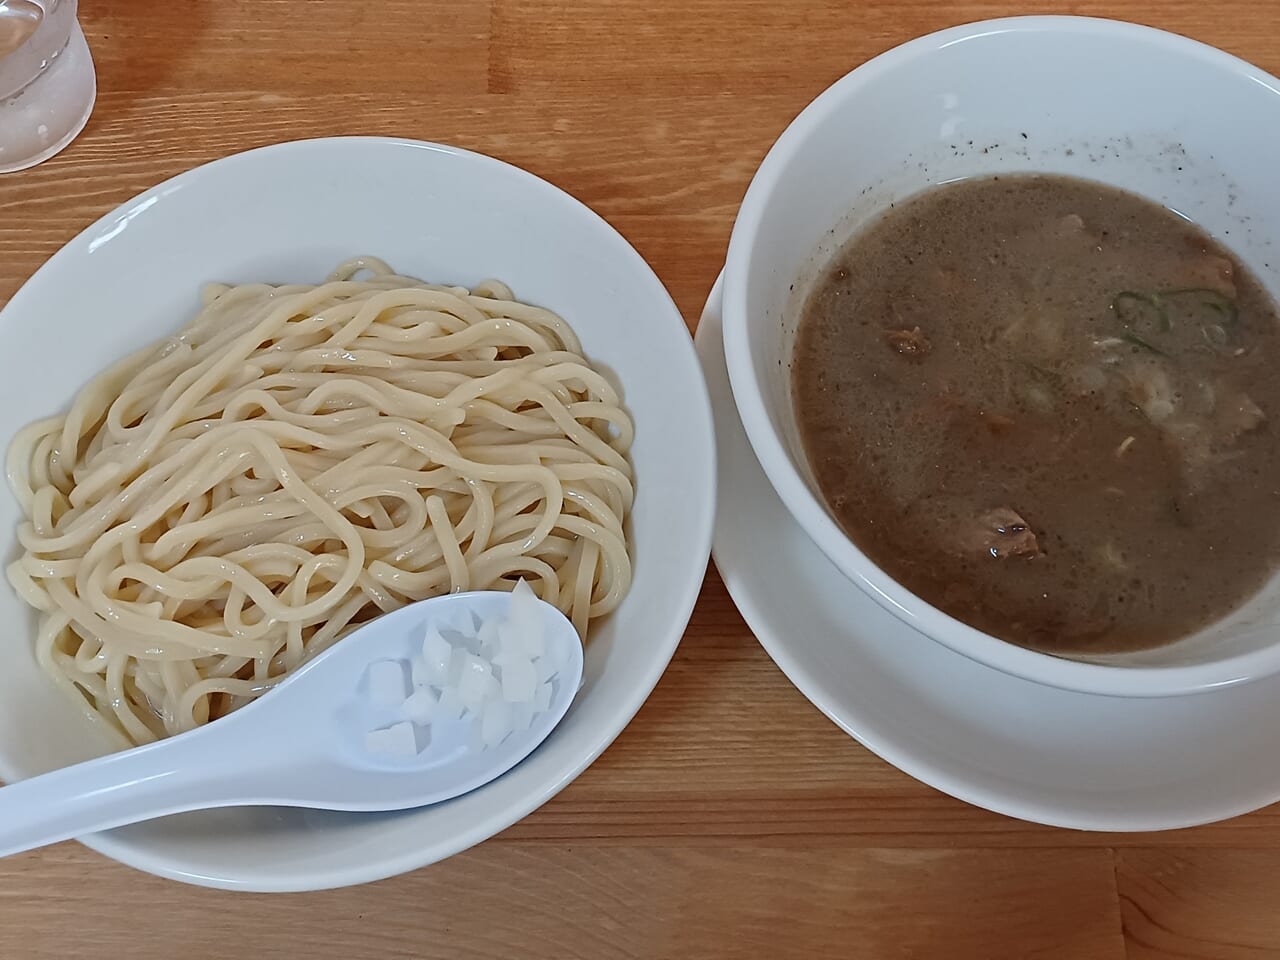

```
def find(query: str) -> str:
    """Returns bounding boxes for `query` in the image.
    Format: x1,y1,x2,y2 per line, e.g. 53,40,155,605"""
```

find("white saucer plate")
700,274,1280,831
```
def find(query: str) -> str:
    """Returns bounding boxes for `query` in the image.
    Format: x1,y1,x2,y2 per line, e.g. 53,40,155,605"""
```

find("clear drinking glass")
0,0,95,174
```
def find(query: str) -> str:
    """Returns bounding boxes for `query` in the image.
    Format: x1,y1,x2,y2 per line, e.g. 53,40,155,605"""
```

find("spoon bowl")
0,589,583,859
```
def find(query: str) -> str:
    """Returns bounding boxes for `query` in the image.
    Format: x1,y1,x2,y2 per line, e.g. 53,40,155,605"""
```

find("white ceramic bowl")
723,16,1280,698
0,137,716,890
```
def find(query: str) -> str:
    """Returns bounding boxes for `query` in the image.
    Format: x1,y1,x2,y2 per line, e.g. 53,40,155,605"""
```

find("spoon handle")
0,729,263,858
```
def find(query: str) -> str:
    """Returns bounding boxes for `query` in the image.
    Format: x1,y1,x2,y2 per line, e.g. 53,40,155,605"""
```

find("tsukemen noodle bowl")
0,137,715,889
722,16,1280,697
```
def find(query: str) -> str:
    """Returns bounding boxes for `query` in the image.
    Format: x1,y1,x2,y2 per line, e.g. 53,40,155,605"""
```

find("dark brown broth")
792,174,1280,655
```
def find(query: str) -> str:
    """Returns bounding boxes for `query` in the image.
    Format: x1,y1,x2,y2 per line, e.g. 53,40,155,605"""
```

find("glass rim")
0,0,78,101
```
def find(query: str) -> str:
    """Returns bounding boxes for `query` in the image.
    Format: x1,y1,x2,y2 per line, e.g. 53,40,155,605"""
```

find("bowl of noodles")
0,136,715,890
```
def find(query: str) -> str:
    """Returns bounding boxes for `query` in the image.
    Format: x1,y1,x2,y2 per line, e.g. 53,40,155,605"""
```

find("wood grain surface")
3,2,1280,957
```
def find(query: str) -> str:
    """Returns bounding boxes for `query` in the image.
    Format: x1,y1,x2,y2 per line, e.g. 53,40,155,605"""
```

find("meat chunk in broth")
953,507,1043,560
885,326,932,358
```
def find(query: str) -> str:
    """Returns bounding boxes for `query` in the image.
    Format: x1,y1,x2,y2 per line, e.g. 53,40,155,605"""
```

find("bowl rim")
722,14,1280,699
0,135,717,890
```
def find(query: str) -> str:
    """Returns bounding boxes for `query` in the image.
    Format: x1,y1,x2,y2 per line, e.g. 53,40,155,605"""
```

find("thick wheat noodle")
6,258,634,747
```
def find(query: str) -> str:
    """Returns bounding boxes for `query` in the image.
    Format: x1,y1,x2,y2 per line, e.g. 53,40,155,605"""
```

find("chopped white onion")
436,686,466,722
533,653,558,686
445,646,467,687
402,686,439,724
410,655,431,690
505,579,545,658
421,624,452,683
361,585,573,757
477,616,501,657
365,721,420,757
457,654,494,712
500,654,537,703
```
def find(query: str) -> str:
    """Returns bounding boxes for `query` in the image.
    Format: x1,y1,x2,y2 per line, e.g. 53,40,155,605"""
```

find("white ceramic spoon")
0,590,583,858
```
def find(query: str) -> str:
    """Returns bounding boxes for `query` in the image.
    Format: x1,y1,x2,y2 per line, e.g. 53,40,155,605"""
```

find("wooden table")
3,2,1280,956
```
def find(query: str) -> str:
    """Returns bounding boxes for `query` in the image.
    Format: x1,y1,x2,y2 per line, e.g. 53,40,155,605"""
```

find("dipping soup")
793,174,1280,655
